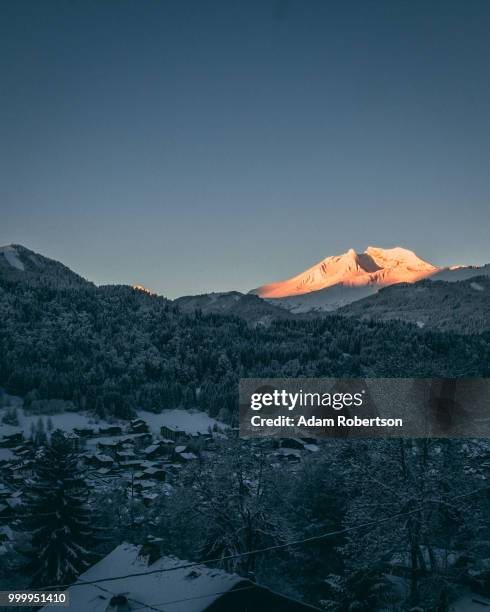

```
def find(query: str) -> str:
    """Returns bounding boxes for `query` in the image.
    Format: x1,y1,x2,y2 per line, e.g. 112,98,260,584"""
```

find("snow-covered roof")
94,454,114,463
42,543,246,612
179,452,198,461
303,444,319,453
143,444,160,454
277,448,302,457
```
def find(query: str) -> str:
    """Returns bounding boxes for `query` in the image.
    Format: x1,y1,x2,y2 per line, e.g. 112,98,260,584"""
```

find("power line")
129,585,258,612
91,578,164,612
40,483,490,591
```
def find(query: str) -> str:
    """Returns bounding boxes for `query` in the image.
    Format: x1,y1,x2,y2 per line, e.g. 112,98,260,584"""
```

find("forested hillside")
1,278,489,422
339,276,490,334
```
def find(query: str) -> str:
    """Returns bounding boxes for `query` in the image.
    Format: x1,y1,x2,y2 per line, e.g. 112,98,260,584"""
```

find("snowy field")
137,409,227,436
0,395,227,440
0,396,109,438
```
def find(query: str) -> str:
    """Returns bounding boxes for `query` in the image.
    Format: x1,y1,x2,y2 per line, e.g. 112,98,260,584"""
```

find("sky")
1,0,490,298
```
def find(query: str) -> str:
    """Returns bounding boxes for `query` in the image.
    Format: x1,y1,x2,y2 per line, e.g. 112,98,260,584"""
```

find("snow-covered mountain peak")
251,246,441,299
364,246,437,271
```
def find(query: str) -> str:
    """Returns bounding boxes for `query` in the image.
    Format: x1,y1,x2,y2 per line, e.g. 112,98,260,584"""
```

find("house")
11,460,35,479
98,426,123,436
133,432,153,447
42,542,321,611
143,444,167,460
66,432,81,451
160,424,187,442
97,439,123,453
116,450,137,463
176,451,198,462
91,454,115,469
0,430,23,448
129,418,149,434
142,467,166,482
73,427,96,438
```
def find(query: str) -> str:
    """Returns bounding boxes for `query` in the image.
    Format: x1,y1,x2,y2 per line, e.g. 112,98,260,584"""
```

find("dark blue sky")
2,0,489,297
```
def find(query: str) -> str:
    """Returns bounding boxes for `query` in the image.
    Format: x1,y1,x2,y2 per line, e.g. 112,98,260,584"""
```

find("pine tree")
19,430,99,587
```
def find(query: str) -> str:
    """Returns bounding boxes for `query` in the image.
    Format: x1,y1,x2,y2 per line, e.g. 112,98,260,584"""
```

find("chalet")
129,418,149,434
160,424,187,442
119,459,145,470
98,426,122,436
0,430,23,448
133,432,153,447
176,451,198,462
142,466,166,482
142,492,159,506
97,439,122,453
45,543,321,611
116,450,136,463
11,460,35,479
73,427,96,438
91,454,114,469
65,432,81,451
143,444,167,460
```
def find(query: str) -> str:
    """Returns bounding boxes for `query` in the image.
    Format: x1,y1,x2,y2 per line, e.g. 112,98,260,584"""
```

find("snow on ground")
1,395,227,442
137,409,227,436
470,282,484,291
0,245,25,271
0,399,108,438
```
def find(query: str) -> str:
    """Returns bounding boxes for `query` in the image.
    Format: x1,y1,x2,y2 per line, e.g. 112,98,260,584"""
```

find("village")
0,398,320,555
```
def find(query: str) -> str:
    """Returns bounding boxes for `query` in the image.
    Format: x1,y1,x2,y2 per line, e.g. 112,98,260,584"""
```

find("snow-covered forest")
0,279,489,610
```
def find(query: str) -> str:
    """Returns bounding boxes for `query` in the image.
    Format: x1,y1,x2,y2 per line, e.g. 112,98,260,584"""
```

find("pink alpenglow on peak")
132,284,156,296
251,247,440,299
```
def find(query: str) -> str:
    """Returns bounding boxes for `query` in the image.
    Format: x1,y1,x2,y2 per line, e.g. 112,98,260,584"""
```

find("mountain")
338,276,490,334
174,291,301,324
250,246,490,313
0,244,92,288
133,284,156,296
431,264,490,282
251,247,439,298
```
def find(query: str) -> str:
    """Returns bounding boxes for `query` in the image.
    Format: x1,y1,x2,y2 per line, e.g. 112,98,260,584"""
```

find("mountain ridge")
0,244,92,288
